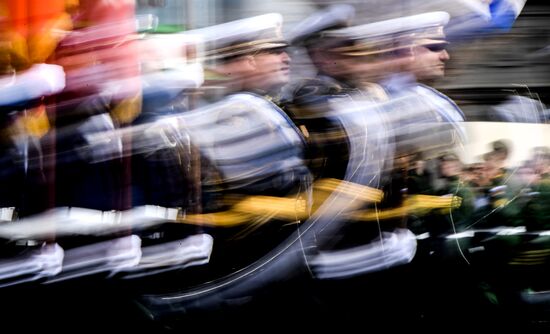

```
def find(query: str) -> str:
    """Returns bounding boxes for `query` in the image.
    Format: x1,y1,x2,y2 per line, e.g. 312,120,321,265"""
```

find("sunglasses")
423,43,448,52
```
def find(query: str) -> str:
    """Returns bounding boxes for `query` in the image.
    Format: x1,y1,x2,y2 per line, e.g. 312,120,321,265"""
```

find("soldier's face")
440,160,461,177
411,43,450,80
251,48,291,90
360,52,414,80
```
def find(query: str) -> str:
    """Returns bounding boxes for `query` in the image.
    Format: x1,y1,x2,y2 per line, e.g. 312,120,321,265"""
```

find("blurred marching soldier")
334,12,466,225
432,152,474,234
390,11,468,231
378,14,476,324
0,0,69,217
0,1,67,323
129,35,204,212
46,0,141,211
171,14,312,275
524,148,550,231
470,140,513,228
479,139,543,230
357,12,470,249
0,65,64,218
406,151,434,195
401,13,467,230
283,4,356,182
283,6,427,285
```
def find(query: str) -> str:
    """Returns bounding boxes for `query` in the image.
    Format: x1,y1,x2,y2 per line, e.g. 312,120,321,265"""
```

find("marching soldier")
178,13,312,274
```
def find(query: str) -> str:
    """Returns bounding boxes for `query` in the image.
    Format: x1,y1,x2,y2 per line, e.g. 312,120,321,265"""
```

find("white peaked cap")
187,13,287,59
326,11,450,41
288,4,355,45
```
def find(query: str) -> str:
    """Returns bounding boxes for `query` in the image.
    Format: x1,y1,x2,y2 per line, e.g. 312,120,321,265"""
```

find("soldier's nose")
281,51,291,63
440,49,450,61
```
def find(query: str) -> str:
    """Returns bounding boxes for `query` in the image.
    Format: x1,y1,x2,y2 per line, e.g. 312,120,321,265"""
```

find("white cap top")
187,13,287,59
288,4,355,45
326,11,450,41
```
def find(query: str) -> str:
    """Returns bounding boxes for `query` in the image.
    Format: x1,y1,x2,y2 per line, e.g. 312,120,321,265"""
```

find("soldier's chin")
428,68,445,79
277,73,291,85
